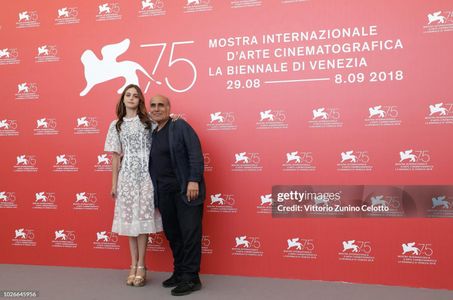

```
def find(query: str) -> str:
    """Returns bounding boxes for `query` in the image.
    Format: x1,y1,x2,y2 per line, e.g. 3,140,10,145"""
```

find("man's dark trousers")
157,188,203,281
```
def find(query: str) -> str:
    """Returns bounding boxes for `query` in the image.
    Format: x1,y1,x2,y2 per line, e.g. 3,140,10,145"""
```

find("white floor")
0,264,451,300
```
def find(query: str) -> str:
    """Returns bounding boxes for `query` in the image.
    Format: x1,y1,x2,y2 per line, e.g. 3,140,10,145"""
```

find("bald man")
148,95,205,296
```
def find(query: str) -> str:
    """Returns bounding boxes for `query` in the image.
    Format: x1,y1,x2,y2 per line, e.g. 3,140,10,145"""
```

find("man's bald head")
150,94,171,107
150,94,171,126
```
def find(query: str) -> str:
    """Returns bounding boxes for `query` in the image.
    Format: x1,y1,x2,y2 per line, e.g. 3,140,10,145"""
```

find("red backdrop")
1,0,453,290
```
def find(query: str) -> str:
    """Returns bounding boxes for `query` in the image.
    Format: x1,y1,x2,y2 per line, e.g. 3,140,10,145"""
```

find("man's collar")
157,118,171,131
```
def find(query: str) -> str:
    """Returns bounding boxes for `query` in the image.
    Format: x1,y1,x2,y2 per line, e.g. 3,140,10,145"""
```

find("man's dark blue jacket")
149,118,205,206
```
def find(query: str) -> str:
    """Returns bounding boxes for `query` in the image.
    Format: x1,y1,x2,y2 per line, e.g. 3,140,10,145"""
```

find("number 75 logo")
80,39,197,96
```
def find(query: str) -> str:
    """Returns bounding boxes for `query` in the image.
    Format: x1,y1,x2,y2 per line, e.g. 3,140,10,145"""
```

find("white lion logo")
341,151,357,163
312,108,328,120
235,236,250,248
427,11,446,25
80,39,160,96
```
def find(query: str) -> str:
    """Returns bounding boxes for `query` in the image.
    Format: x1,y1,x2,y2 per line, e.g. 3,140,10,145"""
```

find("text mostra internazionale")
208,25,404,74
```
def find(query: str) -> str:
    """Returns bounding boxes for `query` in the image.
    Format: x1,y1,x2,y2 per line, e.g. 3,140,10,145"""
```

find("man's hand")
186,181,199,201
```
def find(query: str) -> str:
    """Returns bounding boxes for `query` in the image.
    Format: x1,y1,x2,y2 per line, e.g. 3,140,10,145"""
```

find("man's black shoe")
171,279,202,296
162,273,181,288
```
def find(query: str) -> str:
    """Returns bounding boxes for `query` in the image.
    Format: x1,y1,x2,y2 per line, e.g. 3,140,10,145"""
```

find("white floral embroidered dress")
104,115,162,236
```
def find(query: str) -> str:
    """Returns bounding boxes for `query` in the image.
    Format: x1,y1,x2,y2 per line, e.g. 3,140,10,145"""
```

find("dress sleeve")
104,120,122,154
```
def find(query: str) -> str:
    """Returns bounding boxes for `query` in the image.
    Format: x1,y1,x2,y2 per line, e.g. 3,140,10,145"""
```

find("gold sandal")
126,265,137,286
133,266,146,287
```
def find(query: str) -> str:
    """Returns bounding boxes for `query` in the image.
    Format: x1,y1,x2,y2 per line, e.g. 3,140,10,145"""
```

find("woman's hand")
111,153,120,200
111,186,117,199
170,113,180,121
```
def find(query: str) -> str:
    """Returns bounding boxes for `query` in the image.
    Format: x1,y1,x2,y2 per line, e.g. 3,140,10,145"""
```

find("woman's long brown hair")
115,84,151,132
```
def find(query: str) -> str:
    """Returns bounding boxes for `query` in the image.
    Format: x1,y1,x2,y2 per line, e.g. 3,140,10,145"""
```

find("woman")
104,84,162,287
